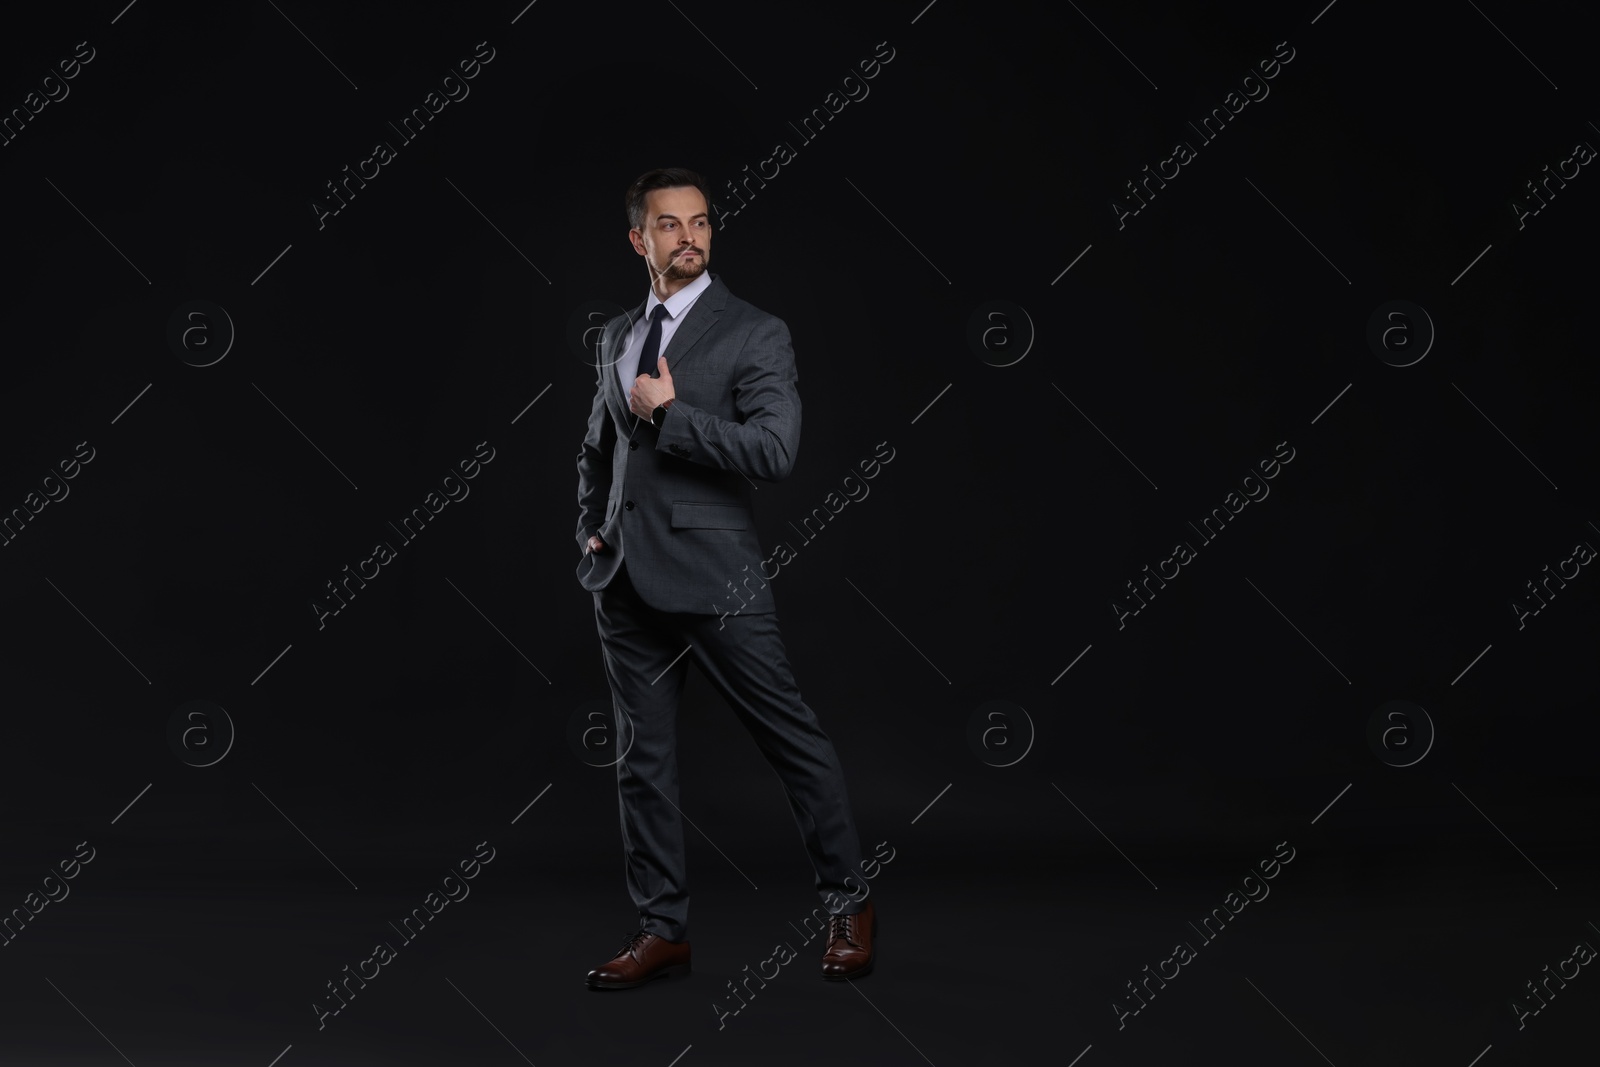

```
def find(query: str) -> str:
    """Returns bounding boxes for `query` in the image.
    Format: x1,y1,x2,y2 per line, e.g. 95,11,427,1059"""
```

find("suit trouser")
592,559,866,941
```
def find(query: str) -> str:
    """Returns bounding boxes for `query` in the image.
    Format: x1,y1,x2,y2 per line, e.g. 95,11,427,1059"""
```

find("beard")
661,250,707,281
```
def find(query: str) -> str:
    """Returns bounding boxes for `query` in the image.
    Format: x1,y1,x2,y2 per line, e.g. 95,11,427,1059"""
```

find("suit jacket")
575,274,798,615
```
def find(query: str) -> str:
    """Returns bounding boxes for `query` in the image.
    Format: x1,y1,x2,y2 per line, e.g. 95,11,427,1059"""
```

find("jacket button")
628,440,638,451
624,500,635,511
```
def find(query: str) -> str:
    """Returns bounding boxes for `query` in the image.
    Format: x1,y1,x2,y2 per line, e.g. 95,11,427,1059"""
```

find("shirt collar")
643,269,713,323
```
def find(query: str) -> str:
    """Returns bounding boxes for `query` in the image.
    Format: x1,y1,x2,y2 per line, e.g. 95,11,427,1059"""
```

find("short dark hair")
625,168,713,230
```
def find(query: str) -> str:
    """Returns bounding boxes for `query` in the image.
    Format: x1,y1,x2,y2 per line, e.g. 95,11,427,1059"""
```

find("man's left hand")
629,356,675,420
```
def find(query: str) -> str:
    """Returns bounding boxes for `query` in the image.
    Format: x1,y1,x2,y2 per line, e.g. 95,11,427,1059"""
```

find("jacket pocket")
670,500,750,530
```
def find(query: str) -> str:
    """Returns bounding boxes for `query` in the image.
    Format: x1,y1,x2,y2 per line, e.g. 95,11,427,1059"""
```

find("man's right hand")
586,535,606,554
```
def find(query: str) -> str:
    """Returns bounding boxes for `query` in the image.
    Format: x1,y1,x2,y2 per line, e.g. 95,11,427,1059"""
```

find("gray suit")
575,273,792,615
574,273,867,941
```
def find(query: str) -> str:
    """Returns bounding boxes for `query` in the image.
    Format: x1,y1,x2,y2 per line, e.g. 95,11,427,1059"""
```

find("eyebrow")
656,213,709,221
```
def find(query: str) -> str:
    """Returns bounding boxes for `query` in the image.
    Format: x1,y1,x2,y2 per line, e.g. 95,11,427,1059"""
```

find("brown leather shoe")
586,928,691,990
820,898,876,980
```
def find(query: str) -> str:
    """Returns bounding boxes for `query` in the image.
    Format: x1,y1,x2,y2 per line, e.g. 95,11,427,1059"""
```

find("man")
574,167,877,990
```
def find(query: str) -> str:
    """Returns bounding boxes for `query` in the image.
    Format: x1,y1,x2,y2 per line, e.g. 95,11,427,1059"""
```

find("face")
629,185,711,283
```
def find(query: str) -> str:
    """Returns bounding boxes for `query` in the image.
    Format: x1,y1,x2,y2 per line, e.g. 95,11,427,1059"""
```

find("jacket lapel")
605,275,728,427
660,275,726,374
606,302,645,426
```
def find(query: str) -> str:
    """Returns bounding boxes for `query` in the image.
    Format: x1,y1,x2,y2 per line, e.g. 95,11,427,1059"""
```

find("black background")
2,1,1596,1064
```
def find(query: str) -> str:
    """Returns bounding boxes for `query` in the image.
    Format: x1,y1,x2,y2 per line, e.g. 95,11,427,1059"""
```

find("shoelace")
616,928,652,958
827,912,859,948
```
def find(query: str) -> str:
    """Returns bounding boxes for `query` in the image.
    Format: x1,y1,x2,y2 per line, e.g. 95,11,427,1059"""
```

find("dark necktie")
635,304,669,380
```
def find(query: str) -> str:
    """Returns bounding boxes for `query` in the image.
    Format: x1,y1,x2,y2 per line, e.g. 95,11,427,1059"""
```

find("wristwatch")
651,397,675,427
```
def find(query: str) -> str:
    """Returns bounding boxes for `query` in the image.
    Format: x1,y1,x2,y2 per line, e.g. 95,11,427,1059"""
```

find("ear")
628,229,646,255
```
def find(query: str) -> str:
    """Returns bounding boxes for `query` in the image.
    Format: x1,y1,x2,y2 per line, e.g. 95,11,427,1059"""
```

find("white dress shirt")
615,269,713,400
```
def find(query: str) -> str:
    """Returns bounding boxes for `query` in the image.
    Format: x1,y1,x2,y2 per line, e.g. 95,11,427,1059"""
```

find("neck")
651,271,695,303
